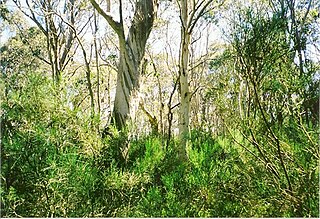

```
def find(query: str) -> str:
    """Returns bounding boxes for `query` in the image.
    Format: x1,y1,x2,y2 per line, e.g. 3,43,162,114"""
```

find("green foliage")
96,126,128,170
0,27,46,75
1,75,318,217
1,1,319,217
205,3,319,217
1,71,103,216
0,69,318,217
130,136,165,173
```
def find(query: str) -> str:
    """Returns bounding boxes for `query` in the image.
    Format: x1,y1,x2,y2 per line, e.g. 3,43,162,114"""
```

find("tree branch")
90,0,124,39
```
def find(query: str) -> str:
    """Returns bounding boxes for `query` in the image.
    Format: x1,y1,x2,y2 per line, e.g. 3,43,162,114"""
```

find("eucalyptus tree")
90,0,158,130
177,0,224,161
11,0,99,119
12,0,87,85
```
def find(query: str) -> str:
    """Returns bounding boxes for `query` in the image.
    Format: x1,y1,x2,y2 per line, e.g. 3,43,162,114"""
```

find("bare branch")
90,0,124,40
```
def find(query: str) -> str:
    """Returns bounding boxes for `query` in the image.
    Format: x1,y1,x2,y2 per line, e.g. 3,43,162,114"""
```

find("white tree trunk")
178,0,190,161
91,0,157,130
177,0,216,160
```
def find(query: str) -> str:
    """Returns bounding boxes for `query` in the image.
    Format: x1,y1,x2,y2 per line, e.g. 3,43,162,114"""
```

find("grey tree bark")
177,0,219,161
178,0,191,161
90,0,158,130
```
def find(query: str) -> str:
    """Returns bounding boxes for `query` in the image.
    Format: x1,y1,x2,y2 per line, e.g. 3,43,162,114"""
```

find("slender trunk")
48,11,61,84
139,101,158,134
85,65,95,118
167,77,179,149
18,0,76,85
250,73,292,192
178,0,190,161
157,75,164,135
81,45,95,117
94,10,101,116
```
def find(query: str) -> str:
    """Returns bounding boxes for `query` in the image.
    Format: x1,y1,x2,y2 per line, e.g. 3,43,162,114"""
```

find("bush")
1,73,318,217
1,72,103,216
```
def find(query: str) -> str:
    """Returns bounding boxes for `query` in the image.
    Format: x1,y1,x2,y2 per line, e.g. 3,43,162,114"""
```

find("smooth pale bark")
177,0,217,160
91,0,157,130
178,0,191,161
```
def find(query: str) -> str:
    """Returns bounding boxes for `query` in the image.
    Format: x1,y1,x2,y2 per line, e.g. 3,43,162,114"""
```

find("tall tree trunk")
93,10,101,116
91,0,157,130
178,0,190,161
177,0,217,161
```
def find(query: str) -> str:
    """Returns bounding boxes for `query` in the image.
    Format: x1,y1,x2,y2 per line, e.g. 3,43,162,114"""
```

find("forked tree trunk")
91,0,157,130
14,0,77,85
177,0,216,161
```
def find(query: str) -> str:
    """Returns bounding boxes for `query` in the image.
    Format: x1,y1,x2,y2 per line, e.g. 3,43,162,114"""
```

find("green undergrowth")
1,72,319,217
